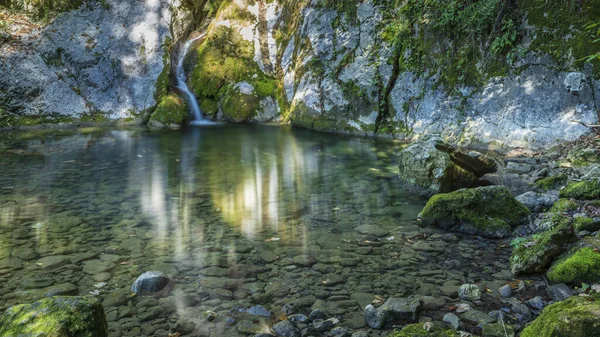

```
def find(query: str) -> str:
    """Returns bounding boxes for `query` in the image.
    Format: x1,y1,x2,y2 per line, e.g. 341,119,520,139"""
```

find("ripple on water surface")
0,124,519,336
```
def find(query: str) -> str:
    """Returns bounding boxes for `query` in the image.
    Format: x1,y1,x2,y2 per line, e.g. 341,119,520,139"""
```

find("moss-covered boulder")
420,186,530,238
520,296,600,337
549,198,580,213
510,217,577,274
398,137,497,196
547,247,600,284
534,173,568,192
388,323,459,337
0,296,108,337
573,216,600,232
148,94,189,128
568,144,600,167
220,83,260,122
560,179,600,200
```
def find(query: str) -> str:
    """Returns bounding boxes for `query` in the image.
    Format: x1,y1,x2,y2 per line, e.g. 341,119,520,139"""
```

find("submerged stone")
364,298,420,329
420,186,530,238
131,271,170,294
0,296,108,337
458,284,481,301
520,296,600,337
510,217,576,274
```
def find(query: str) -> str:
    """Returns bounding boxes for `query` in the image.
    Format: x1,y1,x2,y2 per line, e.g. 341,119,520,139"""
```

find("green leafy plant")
491,19,518,60
582,22,600,63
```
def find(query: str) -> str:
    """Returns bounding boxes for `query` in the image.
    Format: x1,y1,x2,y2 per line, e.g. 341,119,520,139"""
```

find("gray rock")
459,284,482,301
460,310,496,325
330,327,350,337
564,72,585,94
354,225,389,237
363,304,385,329
313,318,337,332
363,298,420,329
238,320,263,334
131,271,170,294
443,312,461,330
272,320,299,337
547,283,574,302
516,191,559,212
308,309,327,321
498,284,512,298
506,162,534,174
247,305,273,317
527,296,546,311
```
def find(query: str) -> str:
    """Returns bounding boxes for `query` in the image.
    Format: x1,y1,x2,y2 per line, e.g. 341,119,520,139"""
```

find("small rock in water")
498,284,512,298
247,305,272,317
330,326,350,337
459,284,482,301
308,309,327,321
527,296,546,311
288,314,308,323
203,310,217,321
281,303,295,316
272,320,299,337
313,318,338,332
363,298,420,329
364,304,385,329
351,332,369,337
443,313,461,330
547,283,574,302
131,271,170,294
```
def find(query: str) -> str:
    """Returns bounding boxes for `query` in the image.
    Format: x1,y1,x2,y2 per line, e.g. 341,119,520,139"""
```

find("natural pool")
0,124,525,336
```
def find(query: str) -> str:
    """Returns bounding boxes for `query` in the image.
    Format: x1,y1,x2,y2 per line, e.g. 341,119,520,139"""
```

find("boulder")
420,186,530,238
510,217,577,274
397,137,497,196
520,296,600,337
131,271,170,294
516,191,559,212
364,297,420,329
0,296,108,337
547,247,600,284
560,178,600,200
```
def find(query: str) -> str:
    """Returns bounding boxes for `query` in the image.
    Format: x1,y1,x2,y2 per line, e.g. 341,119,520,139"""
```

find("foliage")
582,22,600,63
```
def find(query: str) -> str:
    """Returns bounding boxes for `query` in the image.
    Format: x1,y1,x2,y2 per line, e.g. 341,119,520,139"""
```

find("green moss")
148,94,189,127
1,0,85,20
154,37,173,104
534,174,569,191
520,295,600,337
388,323,459,337
560,179,600,200
420,186,530,238
510,216,576,274
0,296,108,337
550,198,580,213
573,217,600,232
547,247,600,284
220,85,259,122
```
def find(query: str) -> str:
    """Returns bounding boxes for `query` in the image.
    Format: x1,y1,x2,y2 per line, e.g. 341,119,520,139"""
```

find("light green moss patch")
550,198,580,213
520,295,600,337
148,94,189,127
560,179,600,200
547,247,600,284
220,85,259,122
573,217,600,232
534,174,568,191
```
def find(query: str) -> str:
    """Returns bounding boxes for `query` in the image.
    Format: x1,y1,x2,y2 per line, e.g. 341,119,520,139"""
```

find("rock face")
420,186,531,238
0,0,177,125
397,137,496,196
131,271,170,294
0,296,108,337
364,298,420,329
520,296,600,337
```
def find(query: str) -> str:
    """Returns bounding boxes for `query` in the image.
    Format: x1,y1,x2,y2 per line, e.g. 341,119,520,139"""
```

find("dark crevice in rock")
257,0,273,74
374,45,401,138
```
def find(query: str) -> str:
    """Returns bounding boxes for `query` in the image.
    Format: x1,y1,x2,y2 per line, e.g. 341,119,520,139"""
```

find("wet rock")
45,283,78,296
420,186,530,238
20,277,55,289
265,281,291,298
237,320,263,334
527,296,546,311
397,137,496,196
131,271,170,294
36,255,72,270
354,225,389,237
272,320,299,337
247,305,273,317
547,284,574,302
321,273,345,286
443,312,461,329
351,292,375,310
0,296,108,336
173,319,196,335
459,284,481,301
330,327,350,337
288,314,308,323
260,251,279,263
203,310,218,321
498,284,512,298
511,301,533,321
510,217,576,274
363,297,420,329
308,309,327,321
313,318,337,332
516,191,559,212
521,296,600,337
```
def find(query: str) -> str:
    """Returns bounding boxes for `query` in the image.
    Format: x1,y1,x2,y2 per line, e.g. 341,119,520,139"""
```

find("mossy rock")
0,296,108,337
510,217,576,274
560,179,600,200
220,84,260,122
520,295,600,337
573,217,600,232
534,174,568,192
388,323,459,337
420,185,530,238
568,145,600,167
549,198,580,213
547,247,600,284
148,94,189,128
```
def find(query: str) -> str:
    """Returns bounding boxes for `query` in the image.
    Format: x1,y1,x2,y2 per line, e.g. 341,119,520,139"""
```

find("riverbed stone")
443,312,461,329
459,284,481,301
0,296,108,337
420,186,530,238
460,310,496,325
364,297,420,329
354,225,389,237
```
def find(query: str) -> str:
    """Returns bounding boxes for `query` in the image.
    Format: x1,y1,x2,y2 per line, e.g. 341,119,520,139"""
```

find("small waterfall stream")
176,34,210,125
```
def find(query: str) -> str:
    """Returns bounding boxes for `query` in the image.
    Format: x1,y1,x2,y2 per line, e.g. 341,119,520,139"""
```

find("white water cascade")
175,34,211,125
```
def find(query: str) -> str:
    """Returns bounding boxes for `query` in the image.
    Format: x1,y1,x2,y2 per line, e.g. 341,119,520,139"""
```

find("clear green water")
0,125,515,336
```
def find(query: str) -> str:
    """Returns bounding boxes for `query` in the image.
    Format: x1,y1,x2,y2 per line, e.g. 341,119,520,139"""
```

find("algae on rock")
419,185,530,238
560,179,600,200
148,94,189,128
547,247,600,284
0,296,108,337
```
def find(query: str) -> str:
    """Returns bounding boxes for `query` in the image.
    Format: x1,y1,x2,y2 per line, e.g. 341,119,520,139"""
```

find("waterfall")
176,34,210,125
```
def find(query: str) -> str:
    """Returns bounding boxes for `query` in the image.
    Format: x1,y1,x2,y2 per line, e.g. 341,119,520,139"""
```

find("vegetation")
547,247,600,284
560,179,600,200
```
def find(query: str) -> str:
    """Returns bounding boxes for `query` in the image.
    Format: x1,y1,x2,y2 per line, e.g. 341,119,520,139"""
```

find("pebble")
498,284,512,298
443,313,461,329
